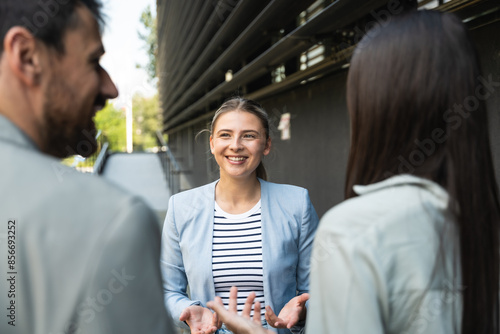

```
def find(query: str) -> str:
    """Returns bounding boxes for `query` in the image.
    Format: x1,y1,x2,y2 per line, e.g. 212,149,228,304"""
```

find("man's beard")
41,106,98,159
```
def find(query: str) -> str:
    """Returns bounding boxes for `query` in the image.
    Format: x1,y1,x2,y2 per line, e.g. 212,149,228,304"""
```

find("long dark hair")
210,97,270,180
345,10,499,333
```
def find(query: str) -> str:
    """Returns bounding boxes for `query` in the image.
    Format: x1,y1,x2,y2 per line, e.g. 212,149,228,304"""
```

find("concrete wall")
258,71,349,217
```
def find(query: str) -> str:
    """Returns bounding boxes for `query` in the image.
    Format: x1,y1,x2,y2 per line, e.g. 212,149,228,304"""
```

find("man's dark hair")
0,0,103,54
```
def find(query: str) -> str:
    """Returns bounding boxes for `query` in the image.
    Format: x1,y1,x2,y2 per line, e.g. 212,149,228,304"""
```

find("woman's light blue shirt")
307,175,462,333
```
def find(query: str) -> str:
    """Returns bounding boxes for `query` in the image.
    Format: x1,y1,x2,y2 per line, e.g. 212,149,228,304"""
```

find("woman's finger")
265,305,278,325
229,286,238,313
179,307,191,322
296,293,310,306
252,300,262,325
207,300,226,318
242,291,256,318
212,310,222,329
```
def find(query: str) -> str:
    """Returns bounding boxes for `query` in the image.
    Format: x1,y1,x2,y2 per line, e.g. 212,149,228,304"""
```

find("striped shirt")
212,200,266,321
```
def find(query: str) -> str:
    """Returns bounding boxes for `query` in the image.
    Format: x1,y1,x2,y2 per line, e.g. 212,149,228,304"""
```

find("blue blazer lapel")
259,179,303,317
185,180,217,303
259,179,276,313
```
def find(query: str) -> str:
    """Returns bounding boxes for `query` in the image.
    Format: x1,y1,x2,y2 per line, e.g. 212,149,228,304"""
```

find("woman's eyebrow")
216,129,233,133
216,129,260,133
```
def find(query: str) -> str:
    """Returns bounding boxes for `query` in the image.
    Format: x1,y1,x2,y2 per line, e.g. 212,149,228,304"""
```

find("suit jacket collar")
0,114,40,152
353,174,449,204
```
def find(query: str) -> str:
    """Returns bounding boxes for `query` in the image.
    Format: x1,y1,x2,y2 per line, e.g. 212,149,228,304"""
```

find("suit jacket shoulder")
0,127,173,333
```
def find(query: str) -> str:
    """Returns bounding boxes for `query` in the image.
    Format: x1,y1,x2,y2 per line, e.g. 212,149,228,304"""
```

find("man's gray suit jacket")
0,115,176,334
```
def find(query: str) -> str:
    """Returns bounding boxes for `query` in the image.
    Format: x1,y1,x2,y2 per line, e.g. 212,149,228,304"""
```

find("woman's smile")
226,156,247,164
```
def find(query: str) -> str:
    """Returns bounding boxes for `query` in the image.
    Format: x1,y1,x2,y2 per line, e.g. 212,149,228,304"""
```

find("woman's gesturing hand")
179,304,219,334
265,293,309,329
207,286,272,334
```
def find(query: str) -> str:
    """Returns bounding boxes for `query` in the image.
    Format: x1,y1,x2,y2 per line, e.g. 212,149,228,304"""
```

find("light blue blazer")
160,179,319,333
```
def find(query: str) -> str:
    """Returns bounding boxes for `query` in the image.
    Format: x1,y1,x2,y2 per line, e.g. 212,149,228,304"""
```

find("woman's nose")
229,137,243,150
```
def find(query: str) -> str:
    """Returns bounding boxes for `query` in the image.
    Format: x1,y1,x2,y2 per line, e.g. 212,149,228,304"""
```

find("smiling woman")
160,97,320,334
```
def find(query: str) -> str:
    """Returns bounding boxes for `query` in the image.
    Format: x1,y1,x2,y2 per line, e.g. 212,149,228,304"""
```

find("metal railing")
71,130,108,174
156,131,181,194
92,142,109,175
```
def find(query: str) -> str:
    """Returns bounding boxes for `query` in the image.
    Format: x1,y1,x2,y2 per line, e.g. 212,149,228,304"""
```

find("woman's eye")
219,133,230,138
243,134,256,139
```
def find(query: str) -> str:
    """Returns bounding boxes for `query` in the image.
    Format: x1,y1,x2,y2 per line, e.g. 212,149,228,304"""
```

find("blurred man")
0,1,175,333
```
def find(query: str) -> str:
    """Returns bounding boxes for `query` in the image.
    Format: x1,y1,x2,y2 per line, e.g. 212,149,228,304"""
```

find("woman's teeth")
228,157,245,161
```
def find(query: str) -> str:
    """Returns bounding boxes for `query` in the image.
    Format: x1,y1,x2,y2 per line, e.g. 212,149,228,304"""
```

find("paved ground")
101,152,170,226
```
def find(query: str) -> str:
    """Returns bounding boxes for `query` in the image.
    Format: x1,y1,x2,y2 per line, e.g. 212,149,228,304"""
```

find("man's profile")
0,1,175,333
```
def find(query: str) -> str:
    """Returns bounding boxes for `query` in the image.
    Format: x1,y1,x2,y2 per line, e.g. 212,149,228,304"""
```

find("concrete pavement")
101,152,171,226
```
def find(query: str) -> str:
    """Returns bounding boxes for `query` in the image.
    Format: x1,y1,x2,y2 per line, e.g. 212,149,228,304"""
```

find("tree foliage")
132,93,161,151
94,102,127,152
138,5,157,80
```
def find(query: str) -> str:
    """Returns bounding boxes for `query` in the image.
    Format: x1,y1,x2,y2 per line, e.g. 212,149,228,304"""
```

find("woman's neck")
215,176,261,214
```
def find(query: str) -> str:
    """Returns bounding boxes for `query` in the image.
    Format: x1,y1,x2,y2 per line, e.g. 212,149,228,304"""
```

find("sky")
100,0,157,110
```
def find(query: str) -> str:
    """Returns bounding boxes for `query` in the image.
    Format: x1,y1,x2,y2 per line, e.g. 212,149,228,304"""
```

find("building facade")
157,0,500,216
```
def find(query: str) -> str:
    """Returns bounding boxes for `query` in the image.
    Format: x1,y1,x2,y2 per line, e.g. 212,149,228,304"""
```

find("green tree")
132,93,161,151
62,103,126,168
137,5,157,80
94,102,127,152
135,6,161,151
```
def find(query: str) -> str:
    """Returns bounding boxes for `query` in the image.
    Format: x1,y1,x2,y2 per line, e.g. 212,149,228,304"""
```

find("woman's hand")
265,293,309,329
207,286,272,334
179,305,219,334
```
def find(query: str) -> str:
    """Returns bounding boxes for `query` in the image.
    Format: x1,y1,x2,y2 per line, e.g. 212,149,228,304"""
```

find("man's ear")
3,27,43,86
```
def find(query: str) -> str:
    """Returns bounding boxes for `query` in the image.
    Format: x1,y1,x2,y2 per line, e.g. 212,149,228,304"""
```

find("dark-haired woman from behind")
307,9,499,334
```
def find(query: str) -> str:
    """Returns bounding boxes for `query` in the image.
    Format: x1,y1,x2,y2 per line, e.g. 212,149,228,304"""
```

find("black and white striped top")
212,200,266,320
